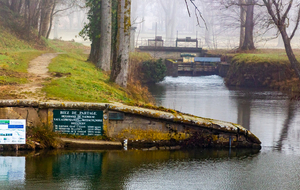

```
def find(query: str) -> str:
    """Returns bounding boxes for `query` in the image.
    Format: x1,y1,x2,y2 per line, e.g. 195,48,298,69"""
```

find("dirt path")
1,53,59,100
22,53,59,100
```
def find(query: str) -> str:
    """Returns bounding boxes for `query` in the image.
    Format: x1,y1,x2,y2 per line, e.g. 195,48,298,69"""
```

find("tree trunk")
281,30,300,78
46,1,56,39
239,0,246,48
10,0,21,13
39,0,54,38
110,0,131,87
31,0,41,31
263,0,300,79
89,40,101,64
87,0,102,64
24,0,30,35
97,0,112,71
241,0,255,50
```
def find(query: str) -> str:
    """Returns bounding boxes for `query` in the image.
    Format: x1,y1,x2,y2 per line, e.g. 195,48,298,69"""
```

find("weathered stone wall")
0,100,261,149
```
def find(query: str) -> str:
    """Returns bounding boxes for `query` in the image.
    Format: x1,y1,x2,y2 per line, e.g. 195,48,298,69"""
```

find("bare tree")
263,0,300,78
159,0,178,41
239,0,247,47
221,0,256,50
241,0,255,50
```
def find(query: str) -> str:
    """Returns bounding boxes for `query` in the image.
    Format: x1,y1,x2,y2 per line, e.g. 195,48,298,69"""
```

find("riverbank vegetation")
0,23,154,103
208,49,300,95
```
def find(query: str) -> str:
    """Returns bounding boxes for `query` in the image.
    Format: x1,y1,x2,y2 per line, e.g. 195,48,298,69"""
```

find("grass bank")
43,40,153,103
220,49,300,94
0,24,45,86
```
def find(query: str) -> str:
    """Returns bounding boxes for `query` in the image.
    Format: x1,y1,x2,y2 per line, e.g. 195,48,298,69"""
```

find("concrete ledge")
108,103,261,144
60,138,122,149
0,99,261,147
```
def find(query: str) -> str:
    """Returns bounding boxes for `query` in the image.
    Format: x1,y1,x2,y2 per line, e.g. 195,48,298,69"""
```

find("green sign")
53,110,103,136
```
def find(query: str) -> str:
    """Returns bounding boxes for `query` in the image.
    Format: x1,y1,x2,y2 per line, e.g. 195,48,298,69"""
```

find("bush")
27,125,62,149
141,59,166,84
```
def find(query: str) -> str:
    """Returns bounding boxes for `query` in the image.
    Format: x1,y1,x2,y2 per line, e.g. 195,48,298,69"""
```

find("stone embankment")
0,100,261,149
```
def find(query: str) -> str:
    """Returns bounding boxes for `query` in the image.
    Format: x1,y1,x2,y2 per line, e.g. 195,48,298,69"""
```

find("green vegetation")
141,59,167,84
27,125,63,149
0,26,33,51
44,40,150,103
0,24,45,85
45,53,130,102
0,51,44,85
225,50,300,93
232,53,290,65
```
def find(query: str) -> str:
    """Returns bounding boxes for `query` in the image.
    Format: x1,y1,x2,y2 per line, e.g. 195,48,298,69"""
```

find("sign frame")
0,119,26,145
53,110,104,136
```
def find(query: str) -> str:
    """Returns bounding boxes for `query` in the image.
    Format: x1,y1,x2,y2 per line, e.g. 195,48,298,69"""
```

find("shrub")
141,59,166,84
27,125,62,149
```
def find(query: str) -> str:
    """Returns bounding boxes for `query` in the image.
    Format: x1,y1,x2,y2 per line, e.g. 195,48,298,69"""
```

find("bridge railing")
135,37,203,48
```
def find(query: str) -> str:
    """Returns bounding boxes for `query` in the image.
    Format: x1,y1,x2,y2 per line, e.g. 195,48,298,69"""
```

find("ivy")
141,59,167,84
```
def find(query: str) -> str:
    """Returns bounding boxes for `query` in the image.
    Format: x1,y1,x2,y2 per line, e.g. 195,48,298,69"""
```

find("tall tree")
239,0,247,48
39,0,56,38
110,0,131,87
263,0,300,79
241,0,255,50
159,0,177,41
80,0,102,63
97,0,112,71
220,0,256,50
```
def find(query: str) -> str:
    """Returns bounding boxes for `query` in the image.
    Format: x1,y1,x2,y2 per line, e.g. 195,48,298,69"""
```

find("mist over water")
149,76,300,153
1,76,300,189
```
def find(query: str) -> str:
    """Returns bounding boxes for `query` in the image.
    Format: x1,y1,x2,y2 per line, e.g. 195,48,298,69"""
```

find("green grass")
44,46,132,103
0,51,44,72
0,26,33,51
0,76,27,85
0,23,45,85
233,53,290,65
0,50,43,85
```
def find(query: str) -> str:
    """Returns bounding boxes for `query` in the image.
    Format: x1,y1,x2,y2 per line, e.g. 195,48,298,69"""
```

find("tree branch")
185,0,191,17
187,0,207,29
290,6,300,40
282,0,293,24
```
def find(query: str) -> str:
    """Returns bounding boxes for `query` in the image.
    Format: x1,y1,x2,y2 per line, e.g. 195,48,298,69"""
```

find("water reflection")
148,76,300,152
0,149,260,189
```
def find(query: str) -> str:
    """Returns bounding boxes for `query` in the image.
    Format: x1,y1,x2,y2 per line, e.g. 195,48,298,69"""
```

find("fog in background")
49,0,300,49
49,1,89,46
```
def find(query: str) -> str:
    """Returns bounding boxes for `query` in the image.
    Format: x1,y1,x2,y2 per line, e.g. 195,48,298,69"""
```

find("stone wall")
0,100,261,149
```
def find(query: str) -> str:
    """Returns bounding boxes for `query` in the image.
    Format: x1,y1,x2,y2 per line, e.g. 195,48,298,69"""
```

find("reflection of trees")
237,97,251,130
274,101,297,151
231,87,253,130
23,149,260,189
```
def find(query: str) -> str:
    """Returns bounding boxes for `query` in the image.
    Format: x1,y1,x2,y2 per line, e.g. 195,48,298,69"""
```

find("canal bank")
0,99,261,150
1,76,300,190
224,53,300,95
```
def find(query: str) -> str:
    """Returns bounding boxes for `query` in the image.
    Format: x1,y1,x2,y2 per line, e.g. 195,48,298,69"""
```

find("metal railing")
135,37,203,48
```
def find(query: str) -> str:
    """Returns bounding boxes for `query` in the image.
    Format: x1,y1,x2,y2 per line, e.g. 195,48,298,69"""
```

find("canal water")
1,75,300,189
